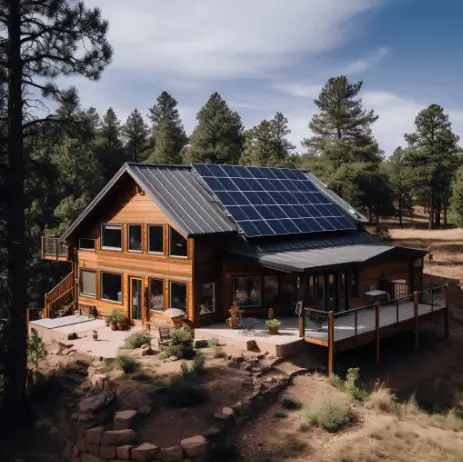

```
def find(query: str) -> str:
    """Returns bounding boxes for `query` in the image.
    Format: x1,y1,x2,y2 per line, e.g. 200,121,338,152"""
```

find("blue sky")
63,0,463,156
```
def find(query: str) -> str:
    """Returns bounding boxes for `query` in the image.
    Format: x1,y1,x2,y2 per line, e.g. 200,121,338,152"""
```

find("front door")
130,277,143,324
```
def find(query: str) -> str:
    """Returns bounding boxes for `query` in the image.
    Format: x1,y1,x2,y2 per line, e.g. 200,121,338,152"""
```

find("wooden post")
299,314,304,338
375,300,380,367
297,277,306,338
444,283,449,339
414,291,419,349
328,311,334,377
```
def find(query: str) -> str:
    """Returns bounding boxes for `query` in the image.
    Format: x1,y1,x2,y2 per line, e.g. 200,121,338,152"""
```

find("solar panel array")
193,163,357,238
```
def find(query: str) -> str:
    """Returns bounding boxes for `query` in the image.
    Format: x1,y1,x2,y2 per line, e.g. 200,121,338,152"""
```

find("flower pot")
92,333,98,340
117,320,127,331
105,318,110,327
110,323,118,331
268,325,279,335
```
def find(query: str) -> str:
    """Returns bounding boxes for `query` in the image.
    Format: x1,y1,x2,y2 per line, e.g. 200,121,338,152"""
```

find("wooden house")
42,162,435,335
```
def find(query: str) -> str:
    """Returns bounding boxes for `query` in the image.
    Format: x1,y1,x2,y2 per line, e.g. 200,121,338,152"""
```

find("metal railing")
42,237,68,259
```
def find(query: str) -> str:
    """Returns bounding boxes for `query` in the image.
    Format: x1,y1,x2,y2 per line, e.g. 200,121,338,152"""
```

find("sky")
62,0,463,156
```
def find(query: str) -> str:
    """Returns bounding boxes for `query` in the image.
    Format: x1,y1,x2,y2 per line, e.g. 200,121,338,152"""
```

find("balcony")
41,237,69,261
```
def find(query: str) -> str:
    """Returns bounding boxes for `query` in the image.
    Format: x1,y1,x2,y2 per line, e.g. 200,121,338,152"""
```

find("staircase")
45,272,77,318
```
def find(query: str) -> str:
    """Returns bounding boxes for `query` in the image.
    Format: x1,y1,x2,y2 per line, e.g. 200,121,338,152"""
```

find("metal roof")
60,163,237,242
227,232,427,273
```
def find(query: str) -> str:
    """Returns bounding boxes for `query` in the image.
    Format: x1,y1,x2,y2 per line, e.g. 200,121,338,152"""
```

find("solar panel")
193,164,357,238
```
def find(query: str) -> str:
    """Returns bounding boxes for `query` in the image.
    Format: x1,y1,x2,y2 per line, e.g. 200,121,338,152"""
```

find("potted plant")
108,309,125,331
92,330,98,340
266,318,281,335
226,304,241,329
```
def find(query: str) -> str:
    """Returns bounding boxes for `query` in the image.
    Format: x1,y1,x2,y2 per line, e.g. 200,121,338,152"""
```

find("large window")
198,283,215,315
80,269,96,297
101,272,122,302
128,225,142,252
148,225,164,253
233,277,261,307
149,279,164,311
263,276,279,309
169,227,187,257
170,281,187,309
101,224,122,250
279,275,298,308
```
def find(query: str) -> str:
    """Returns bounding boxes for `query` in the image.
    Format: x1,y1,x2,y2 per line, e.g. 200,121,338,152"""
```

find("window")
350,269,359,298
148,225,163,253
263,276,279,309
101,224,122,250
149,279,164,311
198,283,215,315
169,227,187,257
128,225,142,252
79,238,96,250
233,277,261,307
170,281,187,309
80,269,96,297
101,272,122,302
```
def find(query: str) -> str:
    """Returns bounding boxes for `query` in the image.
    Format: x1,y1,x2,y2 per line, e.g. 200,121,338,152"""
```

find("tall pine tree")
122,109,149,163
146,91,188,164
184,92,244,164
404,104,461,229
450,166,463,226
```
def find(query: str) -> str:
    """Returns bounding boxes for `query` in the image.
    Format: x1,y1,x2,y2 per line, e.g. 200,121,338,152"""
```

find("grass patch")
274,410,288,418
124,331,151,350
304,394,353,433
116,354,139,374
299,423,310,433
208,338,219,348
213,347,227,358
281,395,302,410
428,409,463,431
157,343,183,360
367,385,396,413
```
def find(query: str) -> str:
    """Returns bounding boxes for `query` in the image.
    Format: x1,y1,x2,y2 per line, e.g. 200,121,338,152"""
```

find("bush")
208,338,219,348
305,395,353,432
167,377,209,407
157,343,184,360
171,328,193,345
27,328,47,367
124,331,151,350
214,348,226,358
330,368,368,402
281,395,302,410
116,354,139,374
193,351,205,372
180,362,199,382
368,386,396,412
274,410,288,418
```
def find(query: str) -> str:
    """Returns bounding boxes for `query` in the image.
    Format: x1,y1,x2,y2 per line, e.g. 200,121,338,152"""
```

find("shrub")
116,354,139,374
429,409,463,431
344,367,368,401
330,373,345,391
208,338,219,348
305,395,352,432
180,362,199,382
27,328,47,367
124,331,151,349
265,318,281,328
171,328,193,345
368,386,396,412
157,343,183,360
274,410,288,418
108,309,125,325
281,395,302,410
167,377,209,407
214,348,227,358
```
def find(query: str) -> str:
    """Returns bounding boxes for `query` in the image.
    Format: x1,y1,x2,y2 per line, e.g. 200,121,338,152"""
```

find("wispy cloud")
339,47,388,75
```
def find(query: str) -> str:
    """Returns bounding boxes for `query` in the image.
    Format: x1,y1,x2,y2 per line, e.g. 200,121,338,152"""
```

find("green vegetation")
124,331,152,350
304,395,353,432
27,329,47,368
213,348,227,359
157,343,184,360
274,410,288,418
207,338,219,348
281,395,302,410
330,368,369,401
108,309,125,325
116,354,139,374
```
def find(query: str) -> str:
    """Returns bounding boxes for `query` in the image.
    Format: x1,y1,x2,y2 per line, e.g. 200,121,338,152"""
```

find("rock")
141,348,154,356
194,340,209,349
227,361,240,369
81,454,105,462
113,410,138,430
201,427,221,440
180,436,208,458
158,445,184,462
131,442,160,461
168,355,179,361
231,356,244,363
116,380,154,409
213,412,231,421
76,435,87,452
90,373,108,389
87,443,100,456
116,444,134,460
137,405,153,417
86,427,105,445
140,343,151,350
100,445,117,459
79,391,115,413
222,407,234,417
101,429,137,446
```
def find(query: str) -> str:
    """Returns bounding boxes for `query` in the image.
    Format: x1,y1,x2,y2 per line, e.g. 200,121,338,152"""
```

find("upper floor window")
169,227,187,257
128,225,142,252
148,225,164,253
79,238,96,250
101,224,122,250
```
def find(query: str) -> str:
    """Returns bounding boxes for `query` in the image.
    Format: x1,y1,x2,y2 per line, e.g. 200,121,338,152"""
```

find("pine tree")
240,113,295,167
0,0,112,428
122,109,149,163
301,76,388,219
185,92,244,164
95,108,126,181
146,91,188,164
385,147,413,227
450,166,463,226
404,104,461,229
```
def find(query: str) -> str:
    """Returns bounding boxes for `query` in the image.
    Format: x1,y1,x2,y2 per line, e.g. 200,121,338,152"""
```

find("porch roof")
227,232,427,273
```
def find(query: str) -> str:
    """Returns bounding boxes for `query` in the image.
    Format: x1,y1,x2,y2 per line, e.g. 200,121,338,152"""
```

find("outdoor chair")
157,326,172,348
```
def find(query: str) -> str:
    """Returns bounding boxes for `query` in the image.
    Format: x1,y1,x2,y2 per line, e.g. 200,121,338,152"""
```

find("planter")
110,323,118,331
117,320,128,331
268,326,279,335
105,318,110,327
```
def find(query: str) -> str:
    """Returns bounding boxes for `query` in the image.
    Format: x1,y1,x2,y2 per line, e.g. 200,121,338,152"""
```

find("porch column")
297,277,307,338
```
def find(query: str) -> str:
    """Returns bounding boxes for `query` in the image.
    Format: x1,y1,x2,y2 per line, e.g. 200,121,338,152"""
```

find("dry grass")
304,393,353,432
330,424,463,462
367,386,396,413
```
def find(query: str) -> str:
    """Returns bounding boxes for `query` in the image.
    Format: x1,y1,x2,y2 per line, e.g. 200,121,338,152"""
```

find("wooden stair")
45,272,76,318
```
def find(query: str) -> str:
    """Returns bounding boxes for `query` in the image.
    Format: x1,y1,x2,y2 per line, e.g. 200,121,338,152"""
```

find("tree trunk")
444,204,448,226
428,200,433,230
2,0,28,430
435,209,441,228
398,197,403,228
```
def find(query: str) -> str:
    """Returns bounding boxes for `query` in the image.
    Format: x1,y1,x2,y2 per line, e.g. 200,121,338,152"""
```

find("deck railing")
42,237,68,259
45,272,76,317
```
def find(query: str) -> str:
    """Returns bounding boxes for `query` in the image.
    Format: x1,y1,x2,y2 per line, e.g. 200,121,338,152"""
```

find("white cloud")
339,47,388,75
85,0,377,79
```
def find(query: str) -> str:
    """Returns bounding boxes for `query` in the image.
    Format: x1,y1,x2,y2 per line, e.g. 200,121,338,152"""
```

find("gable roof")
60,163,237,242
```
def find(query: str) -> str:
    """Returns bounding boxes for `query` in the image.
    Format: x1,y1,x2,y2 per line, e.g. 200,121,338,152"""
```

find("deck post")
298,314,304,338
413,291,419,349
328,311,334,377
444,283,449,339
375,300,380,367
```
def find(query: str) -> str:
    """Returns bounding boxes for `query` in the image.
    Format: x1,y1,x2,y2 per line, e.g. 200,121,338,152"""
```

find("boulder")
158,445,184,462
222,407,234,417
90,373,108,390
99,445,117,459
85,427,104,445
180,436,208,458
79,391,115,413
101,429,137,446
87,443,99,456
116,444,134,460
131,442,160,461
113,410,137,430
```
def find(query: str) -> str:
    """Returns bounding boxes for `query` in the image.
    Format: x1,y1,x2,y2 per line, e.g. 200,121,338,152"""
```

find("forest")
1,0,463,432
